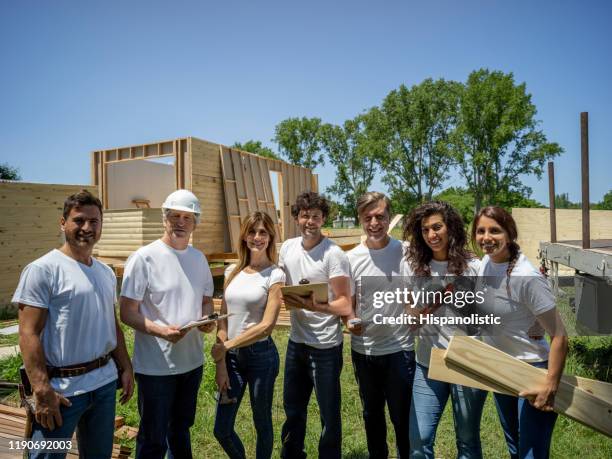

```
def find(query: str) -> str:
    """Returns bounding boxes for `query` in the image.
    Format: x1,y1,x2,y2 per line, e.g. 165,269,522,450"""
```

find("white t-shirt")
478,253,555,362
279,237,350,349
12,249,118,397
224,264,286,340
404,257,481,367
348,238,414,355
121,239,214,375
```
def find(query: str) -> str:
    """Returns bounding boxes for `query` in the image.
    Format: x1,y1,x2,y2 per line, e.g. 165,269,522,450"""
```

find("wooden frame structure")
91,137,317,255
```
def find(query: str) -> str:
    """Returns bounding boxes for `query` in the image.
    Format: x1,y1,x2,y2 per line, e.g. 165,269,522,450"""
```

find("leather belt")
47,353,112,378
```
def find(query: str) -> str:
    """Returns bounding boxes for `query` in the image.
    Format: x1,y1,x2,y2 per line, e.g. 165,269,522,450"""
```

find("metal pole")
548,161,557,243
581,112,590,249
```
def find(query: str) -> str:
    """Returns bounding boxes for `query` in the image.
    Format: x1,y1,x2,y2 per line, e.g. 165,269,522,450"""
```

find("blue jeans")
135,365,203,459
213,337,280,459
29,379,117,459
351,349,416,459
409,363,487,459
280,340,343,459
493,361,558,459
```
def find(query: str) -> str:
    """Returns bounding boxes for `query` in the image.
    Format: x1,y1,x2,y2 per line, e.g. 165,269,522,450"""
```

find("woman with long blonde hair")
211,211,285,459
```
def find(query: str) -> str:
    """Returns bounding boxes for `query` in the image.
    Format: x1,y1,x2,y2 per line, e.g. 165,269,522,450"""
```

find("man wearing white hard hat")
120,189,215,459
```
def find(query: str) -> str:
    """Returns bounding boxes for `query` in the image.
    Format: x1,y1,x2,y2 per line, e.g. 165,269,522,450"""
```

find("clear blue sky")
1,0,610,204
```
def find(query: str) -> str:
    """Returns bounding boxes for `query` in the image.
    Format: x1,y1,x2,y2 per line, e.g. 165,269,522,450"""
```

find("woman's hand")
215,362,230,392
211,342,227,362
519,383,557,412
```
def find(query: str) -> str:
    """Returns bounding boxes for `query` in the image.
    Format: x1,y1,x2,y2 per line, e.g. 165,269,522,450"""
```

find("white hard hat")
161,189,201,223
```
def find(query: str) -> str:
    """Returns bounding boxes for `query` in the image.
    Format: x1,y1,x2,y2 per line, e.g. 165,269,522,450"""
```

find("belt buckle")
65,367,86,377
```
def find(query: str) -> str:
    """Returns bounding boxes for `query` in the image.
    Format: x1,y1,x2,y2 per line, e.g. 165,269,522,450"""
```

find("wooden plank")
220,147,243,252
429,347,612,405
241,153,258,213
445,336,612,437
388,214,403,234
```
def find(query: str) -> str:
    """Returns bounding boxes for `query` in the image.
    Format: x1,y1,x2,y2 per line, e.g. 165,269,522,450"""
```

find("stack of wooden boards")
0,404,136,458
429,336,612,437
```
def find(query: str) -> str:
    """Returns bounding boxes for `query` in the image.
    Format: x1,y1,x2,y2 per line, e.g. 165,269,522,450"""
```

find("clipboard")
179,313,232,331
281,282,328,309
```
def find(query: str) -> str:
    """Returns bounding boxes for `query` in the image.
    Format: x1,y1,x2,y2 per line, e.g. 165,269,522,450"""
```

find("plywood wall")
513,207,612,267
189,138,227,253
0,182,96,306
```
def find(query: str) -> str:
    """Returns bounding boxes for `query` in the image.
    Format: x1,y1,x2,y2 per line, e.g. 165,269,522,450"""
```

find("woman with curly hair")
472,206,567,459
404,201,487,459
211,211,285,459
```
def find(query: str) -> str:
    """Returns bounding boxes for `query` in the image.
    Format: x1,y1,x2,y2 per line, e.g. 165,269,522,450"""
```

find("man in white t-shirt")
345,192,415,458
279,192,351,459
14,190,134,458
120,190,215,459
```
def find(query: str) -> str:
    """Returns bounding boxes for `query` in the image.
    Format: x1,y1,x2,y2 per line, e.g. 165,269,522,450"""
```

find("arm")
216,283,283,355
119,296,186,343
283,276,352,316
111,313,134,404
519,307,568,411
197,296,216,333
342,295,363,335
213,298,230,391
18,304,71,430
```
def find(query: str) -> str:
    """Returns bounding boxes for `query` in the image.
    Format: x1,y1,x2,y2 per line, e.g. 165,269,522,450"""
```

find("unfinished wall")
513,208,612,267
0,182,96,306
94,209,165,258
107,160,175,209
189,138,227,253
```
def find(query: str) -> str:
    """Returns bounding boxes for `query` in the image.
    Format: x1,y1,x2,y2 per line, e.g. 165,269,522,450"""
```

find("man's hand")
283,292,327,312
211,342,227,362
34,385,71,431
159,325,187,343
347,319,364,336
118,368,135,404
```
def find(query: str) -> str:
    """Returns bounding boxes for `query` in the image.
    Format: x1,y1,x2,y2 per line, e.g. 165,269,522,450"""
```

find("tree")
273,117,325,169
377,79,462,207
455,69,563,214
0,163,21,180
435,187,476,224
321,113,380,223
554,193,580,209
231,140,279,159
593,190,612,210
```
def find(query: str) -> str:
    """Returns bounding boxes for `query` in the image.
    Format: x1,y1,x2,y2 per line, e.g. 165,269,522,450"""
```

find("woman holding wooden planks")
404,201,487,459
210,211,285,459
472,206,568,459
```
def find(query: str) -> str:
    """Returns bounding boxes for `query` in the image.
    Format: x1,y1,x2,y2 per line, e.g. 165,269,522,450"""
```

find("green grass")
1,302,611,457
114,327,611,458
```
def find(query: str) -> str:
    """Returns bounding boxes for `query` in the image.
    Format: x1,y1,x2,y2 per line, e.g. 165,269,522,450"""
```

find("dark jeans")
135,365,203,459
351,349,416,459
29,380,117,459
281,340,343,459
213,337,280,459
493,361,558,459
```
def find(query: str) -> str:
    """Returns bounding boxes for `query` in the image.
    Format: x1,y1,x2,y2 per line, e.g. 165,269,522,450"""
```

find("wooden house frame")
91,137,317,257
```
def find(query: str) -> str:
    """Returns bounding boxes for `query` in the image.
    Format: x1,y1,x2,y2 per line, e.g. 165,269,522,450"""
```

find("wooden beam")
430,347,612,404
444,337,612,437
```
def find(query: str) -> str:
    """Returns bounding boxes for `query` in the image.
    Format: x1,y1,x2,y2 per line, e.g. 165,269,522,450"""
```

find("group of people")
13,187,568,459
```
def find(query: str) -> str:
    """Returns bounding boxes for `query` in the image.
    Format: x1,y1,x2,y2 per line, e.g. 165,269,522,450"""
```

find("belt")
47,353,113,378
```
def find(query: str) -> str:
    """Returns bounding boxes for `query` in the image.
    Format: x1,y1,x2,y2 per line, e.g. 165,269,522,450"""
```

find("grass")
1,295,611,457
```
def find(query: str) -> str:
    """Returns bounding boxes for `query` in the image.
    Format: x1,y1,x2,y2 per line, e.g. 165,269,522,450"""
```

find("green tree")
377,79,462,206
434,187,475,223
231,140,279,159
455,69,563,213
554,193,580,209
273,117,325,169
321,113,381,223
593,190,612,210
0,163,21,180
